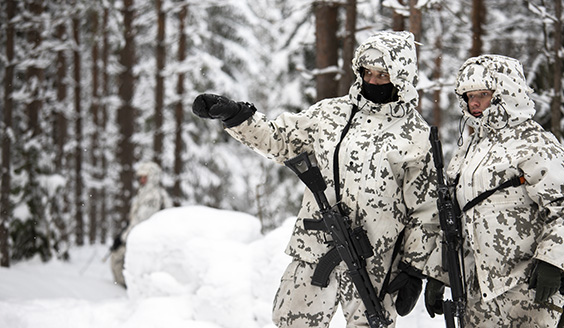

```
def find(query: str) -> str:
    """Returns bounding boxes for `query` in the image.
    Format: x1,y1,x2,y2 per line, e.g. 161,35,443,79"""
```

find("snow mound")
124,205,293,328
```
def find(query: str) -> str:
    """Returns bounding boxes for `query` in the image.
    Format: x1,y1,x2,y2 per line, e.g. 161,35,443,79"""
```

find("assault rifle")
284,153,392,328
429,126,466,328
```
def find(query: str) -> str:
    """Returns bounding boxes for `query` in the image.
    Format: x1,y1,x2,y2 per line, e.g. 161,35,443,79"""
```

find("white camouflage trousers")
110,245,127,287
272,260,397,328
465,277,564,328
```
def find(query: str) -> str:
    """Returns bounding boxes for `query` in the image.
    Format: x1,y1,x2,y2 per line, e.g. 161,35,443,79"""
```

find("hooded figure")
192,31,440,327
110,161,172,287
424,55,564,327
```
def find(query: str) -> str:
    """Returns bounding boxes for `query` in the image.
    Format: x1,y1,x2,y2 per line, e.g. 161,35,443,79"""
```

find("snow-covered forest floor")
0,206,444,328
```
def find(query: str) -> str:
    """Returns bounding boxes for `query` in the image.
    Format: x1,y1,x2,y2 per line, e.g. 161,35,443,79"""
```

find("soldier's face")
363,68,391,85
466,90,493,117
138,175,148,186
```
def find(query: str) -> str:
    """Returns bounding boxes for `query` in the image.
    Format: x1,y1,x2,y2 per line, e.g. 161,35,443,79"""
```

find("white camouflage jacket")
439,55,564,301
227,31,439,283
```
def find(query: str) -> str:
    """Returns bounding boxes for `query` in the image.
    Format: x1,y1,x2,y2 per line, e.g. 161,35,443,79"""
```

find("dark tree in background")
314,1,339,101
52,2,70,256
89,8,101,245
154,0,166,165
471,0,485,56
392,0,405,31
117,0,137,230
100,5,111,243
408,0,423,110
1,0,16,268
173,5,188,206
551,0,562,140
73,7,85,246
431,3,444,128
338,0,357,96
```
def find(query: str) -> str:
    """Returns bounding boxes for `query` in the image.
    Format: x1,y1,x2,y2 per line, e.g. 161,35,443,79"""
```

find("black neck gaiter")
362,81,397,104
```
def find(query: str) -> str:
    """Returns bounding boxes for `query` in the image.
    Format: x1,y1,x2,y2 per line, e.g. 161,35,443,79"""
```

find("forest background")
0,0,562,268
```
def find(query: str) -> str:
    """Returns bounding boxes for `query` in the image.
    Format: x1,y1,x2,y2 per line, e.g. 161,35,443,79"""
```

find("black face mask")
362,81,397,104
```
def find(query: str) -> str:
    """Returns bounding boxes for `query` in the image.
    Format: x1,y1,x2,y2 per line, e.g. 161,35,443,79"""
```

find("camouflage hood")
455,55,536,136
350,31,419,110
136,161,162,189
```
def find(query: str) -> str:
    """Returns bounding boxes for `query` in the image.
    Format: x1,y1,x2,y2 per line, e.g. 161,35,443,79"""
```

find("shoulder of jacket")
313,95,350,108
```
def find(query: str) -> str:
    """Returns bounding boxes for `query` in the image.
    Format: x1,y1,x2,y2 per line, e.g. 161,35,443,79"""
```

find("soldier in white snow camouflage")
192,31,440,327
424,55,564,327
110,161,173,287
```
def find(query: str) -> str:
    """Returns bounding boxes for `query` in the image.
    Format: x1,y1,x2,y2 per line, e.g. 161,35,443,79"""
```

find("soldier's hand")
388,271,422,316
424,278,445,318
529,260,562,303
387,263,424,316
192,94,236,120
110,234,124,252
192,94,256,128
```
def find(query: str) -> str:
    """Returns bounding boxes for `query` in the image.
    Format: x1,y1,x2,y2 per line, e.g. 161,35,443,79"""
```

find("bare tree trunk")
409,0,422,111
154,0,165,165
432,4,443,127
551,0,562,140
173,6,187,206
23,0,50,258
26,0,44,138
73,13,84,246
55,22,68,172
101,7,110,241
314,1,339,101
433,35,443,127
471,0,485,56
53,14,69,252
89,9,100,245
338,0,356,96
392,0,405,31
117,0,137,228
1,0,16,268
409,0,422,57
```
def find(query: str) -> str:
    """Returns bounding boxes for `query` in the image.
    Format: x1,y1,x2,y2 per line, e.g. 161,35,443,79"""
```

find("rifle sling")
333,104,359,215
327,102,404,298
462,175,525,212
379,228,405,300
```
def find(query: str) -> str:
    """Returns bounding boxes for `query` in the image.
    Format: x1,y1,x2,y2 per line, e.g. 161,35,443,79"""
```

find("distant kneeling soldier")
110,161,172,287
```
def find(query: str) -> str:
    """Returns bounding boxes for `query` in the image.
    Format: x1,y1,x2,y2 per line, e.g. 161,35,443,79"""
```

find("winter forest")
0,0,563,268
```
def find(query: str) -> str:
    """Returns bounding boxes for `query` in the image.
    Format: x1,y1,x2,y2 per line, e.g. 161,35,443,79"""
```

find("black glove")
110,234,124,252
424,278,445,318
387,263,424,316
192,93,256,128
529,260,562,303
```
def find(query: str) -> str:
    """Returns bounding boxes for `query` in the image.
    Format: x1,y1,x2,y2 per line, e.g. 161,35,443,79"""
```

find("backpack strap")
462,175,526,212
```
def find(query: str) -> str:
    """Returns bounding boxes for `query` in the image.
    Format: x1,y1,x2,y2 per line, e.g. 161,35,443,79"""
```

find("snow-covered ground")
0,206,443,328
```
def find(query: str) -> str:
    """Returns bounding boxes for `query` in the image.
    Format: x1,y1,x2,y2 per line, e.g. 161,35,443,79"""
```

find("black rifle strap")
462,175,525,212
379,228,405,300
333,104,359,214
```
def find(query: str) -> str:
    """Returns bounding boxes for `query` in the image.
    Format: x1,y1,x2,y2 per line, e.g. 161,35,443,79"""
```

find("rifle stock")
429,126,466,328
284,153,392,328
